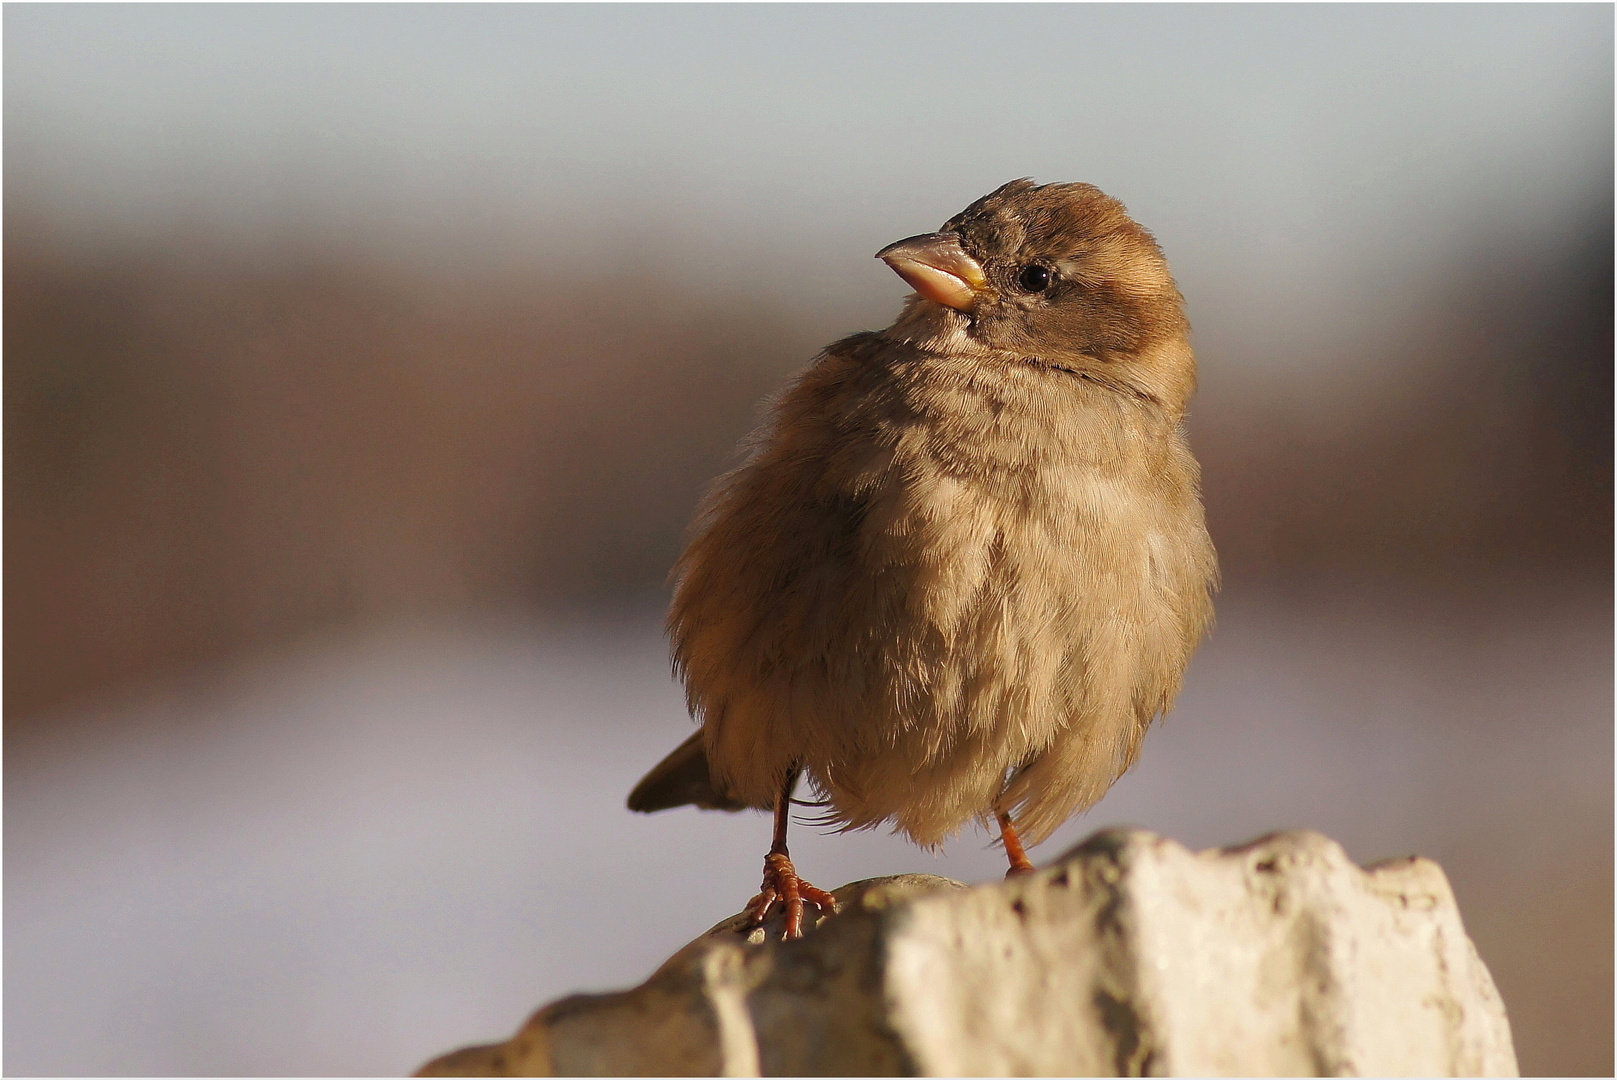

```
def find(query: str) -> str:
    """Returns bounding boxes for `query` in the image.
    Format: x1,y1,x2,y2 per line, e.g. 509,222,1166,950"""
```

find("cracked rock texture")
417,829,1517,1077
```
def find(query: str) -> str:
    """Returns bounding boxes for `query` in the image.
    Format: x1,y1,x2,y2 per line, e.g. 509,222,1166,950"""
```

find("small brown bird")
629,179,1217,938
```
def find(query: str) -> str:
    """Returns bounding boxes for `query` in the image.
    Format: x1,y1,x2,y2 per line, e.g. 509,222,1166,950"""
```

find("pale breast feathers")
670,333,1213,846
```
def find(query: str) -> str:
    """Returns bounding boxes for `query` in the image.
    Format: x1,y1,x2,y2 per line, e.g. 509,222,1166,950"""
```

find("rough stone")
417,830,1517,1077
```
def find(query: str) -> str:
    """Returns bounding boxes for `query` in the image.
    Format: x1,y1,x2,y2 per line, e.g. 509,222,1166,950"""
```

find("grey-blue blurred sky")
6,3,1611,367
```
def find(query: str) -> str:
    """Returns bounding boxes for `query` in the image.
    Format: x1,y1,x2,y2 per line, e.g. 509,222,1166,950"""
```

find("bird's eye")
1018,264,1052,293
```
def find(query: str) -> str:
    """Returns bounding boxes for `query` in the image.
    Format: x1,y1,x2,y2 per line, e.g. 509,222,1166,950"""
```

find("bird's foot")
743,850,838,940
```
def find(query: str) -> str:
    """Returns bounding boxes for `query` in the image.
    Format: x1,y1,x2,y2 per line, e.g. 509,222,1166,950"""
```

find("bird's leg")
742,769,838,939
997,810,1036,877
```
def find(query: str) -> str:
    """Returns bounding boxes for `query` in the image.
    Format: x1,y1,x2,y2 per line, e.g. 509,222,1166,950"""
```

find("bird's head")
877,179,1189,380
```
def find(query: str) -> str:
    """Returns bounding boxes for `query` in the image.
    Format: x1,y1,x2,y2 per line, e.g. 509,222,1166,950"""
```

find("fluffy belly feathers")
672,359,1211,846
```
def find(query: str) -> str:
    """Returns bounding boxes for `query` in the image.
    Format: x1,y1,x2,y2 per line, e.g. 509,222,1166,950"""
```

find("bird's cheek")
964,307,1022,349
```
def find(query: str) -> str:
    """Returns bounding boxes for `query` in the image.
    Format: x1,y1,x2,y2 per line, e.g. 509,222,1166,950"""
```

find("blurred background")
5,4,1610,1076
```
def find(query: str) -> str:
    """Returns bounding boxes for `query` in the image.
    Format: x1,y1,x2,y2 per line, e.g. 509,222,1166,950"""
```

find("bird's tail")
627,729,750,813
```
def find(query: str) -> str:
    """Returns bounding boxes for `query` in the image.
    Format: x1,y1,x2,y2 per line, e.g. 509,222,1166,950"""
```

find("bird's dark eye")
1018,264,1052,293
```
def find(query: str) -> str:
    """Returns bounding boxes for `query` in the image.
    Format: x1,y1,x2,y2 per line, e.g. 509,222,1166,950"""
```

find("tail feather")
627,729,750,813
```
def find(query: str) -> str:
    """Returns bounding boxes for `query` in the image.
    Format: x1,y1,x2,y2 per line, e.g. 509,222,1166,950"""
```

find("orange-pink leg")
743,771,838,939
998,810,1035,877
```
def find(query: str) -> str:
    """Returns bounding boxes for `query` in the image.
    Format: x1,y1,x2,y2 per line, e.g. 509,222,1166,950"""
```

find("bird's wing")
626,728,749,813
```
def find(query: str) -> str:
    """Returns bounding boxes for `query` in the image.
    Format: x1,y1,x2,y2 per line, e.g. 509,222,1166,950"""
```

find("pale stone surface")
417,830,1517,1077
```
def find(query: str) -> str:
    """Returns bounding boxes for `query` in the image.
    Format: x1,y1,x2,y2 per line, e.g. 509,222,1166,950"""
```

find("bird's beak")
876,232,990,312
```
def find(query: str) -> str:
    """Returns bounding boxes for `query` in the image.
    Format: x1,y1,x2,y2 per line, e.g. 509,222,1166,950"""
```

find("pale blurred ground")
6,583,1609,1075
5,4,1612,1077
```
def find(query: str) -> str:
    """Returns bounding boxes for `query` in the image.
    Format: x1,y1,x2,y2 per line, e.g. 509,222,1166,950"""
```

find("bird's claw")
744,851,838,939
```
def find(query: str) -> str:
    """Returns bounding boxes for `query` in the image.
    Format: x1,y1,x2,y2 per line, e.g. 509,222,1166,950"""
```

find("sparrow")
629,179,1217,939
